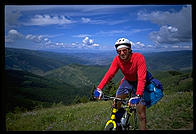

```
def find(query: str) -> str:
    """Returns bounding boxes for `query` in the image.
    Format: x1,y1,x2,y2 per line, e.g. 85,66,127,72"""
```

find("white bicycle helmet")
115,38,132,50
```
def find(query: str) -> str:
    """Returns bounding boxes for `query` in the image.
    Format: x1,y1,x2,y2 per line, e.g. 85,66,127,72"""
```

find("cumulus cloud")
137,6,192,45
149,25,179,44
6,29,23,42
6,29,51,47
82,37,93,45
8,29,22,37
92,44,100,47
131,41,155,49
24,14,73,26
82,36,100,48
25,34,45,43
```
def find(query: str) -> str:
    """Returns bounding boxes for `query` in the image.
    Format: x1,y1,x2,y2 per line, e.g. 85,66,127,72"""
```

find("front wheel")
104,120,117,131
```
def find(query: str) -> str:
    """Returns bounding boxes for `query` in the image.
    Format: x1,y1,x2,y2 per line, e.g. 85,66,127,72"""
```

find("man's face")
117,47,131,61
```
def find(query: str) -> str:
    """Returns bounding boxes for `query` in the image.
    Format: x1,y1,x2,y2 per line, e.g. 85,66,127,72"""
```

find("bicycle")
102,95,138,131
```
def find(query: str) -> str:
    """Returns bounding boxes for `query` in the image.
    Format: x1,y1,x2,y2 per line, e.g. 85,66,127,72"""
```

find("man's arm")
136,55,147,96
97,56,119,90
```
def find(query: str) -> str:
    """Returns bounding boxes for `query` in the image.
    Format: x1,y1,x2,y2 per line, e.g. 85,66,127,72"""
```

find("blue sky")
5,5,192,52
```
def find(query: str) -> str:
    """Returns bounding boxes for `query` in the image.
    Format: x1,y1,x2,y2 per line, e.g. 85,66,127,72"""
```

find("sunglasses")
116,48,129,54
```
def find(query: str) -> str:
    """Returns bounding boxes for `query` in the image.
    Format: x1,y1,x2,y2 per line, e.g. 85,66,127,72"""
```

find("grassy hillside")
5,70,193,130
44,64,123,88
5,68,192,114
6,90,193,130
5,67,123,113
5,69,85,112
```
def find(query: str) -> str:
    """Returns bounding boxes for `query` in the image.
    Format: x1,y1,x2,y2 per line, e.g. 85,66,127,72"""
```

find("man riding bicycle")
94,38,148,130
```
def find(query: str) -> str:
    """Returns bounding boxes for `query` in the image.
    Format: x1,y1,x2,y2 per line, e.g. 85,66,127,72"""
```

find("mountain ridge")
5,47,192,75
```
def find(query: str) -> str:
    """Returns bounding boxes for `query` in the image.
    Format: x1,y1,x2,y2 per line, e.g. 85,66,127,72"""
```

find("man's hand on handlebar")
93,88,103,100
128,95,141,106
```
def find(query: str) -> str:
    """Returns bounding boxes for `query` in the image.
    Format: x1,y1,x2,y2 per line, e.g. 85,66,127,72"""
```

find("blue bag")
143,73,164,108
146,71,153,82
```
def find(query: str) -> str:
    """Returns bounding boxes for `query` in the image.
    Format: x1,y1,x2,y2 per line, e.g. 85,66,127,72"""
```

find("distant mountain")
68,52,116,65
144,50,192,71
5,48,90,75
5,48,192,75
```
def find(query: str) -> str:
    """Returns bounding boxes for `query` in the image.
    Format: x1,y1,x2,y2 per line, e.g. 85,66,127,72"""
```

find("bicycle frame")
124,105,137,130
102,96,138,131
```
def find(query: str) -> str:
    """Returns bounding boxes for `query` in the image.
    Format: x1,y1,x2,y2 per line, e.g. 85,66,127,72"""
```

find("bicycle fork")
104,107,118,130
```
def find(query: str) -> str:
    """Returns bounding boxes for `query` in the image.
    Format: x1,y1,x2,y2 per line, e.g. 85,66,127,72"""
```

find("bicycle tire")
104,120,117,131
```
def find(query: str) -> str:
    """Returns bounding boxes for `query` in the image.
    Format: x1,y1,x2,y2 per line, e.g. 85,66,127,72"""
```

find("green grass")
6,90,193,131
6,101,112,131
146,91,193,130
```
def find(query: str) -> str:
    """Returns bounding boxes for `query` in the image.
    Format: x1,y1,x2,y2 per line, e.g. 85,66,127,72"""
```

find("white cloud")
136,42,145,47
171,45,180,48
6,29,23,42
183,45,191,49
131,41,158,50
81,17,91,23
25,34,46,43
137,6,192,45
149,25,179,44
81,16,128,25
5,29,100,49
73,34,92,38
92,43,100,47
44,38,49,42
24,14,73,26
8,29,20,35
81,17,106,25
82,36,100,48
6,29,51,47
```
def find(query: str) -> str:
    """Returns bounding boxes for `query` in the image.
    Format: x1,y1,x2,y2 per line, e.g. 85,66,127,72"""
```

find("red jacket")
97,52,147,96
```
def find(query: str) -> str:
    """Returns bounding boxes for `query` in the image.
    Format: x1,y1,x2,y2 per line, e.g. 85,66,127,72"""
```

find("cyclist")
94,38,147,130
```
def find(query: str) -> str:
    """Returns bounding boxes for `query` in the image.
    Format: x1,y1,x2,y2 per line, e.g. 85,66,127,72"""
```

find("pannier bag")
143,72,164,108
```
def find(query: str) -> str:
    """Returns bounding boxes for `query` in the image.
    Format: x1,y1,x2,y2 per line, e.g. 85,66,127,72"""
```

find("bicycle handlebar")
101,95,137,110
101,95,129,105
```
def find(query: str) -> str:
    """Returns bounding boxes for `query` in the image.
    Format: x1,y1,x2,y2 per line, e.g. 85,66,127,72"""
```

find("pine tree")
80,96,89,103
72,95,81,104
104,81,113,96
89,85,96,101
